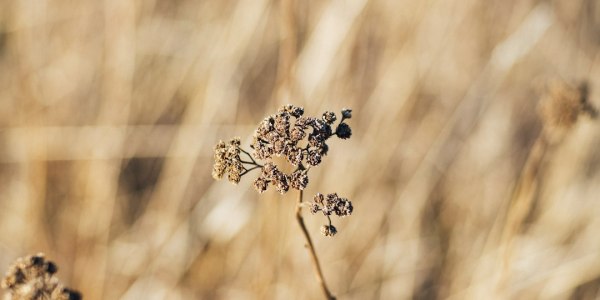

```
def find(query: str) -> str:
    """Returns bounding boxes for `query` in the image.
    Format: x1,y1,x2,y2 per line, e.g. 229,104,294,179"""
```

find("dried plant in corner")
212,104,354,299
1,253,82,300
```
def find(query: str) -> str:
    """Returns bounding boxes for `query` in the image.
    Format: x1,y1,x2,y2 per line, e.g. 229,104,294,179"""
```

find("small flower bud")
341,108,352,119
253,177,269,193
335,123,352,139
314,193,325,205
290,169,309,190
320,225,337,237
322,111,337,124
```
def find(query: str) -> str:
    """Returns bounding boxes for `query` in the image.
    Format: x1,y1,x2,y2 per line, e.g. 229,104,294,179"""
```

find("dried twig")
296,190,336,300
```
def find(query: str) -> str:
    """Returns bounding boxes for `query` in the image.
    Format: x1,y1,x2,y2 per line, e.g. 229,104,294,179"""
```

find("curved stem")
295,190,335,300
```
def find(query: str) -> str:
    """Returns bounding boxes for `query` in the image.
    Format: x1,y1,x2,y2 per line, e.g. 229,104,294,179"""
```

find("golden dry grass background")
1,0,600,299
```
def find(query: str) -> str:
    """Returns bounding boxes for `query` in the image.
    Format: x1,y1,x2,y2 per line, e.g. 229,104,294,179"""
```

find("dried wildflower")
313,193,325,205
335,197,353,217
306,150,322,166
253,177,269,193
280,104,305,118
211,104,354,299
290,169,309,190
322,111,337,124
341,108,352,119
309,193,353,236
274,173,290,194
336,123,352,139
289,126,306,142
320,225,337,237
1,253,82,300
274,112,291,136
295,116,314,128
212,138,244,184
310,202,321,214
262,162,279,180
286,147,304,166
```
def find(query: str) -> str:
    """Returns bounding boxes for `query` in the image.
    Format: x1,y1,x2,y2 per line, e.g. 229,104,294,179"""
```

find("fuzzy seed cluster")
249,105,352,194
310,193,353,217
1,253,81,300
310,193,353,237
212,137,243,184
211,105,355,237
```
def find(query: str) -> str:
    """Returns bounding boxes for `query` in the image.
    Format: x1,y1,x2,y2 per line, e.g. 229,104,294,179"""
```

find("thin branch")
296,189,336,300
240,159,259,165
239,147,259,165
239,165,262,177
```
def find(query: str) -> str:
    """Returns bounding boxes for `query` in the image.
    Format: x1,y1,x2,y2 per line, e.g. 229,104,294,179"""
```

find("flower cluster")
310,193,353,237
1,253,81,300
212,105,352,195
248,105,352,194
211,105,354,237
251,105,352,167
212,137,243,184
252,162,309,194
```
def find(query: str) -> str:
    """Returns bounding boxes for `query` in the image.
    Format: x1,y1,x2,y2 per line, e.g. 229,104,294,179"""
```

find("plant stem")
239,165,262,176
295,190,336,300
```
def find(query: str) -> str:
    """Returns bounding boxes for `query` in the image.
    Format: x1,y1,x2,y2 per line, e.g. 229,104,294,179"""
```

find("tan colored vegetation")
0,0,599,299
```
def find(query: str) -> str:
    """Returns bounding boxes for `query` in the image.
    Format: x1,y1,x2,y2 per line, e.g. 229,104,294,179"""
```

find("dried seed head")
273,173,290,194
218,105,354,195
310,203,321,214
274,112,291,136
252,138,273,160
280,104,305,118
295,116,314,128
227,160,242,184
320,225,337,237
341,108,352,119
212,138,244,184
538,81,596,143
262,162,279,181
336,123,352,139
253,176,269,194
286,147,304,166
289,126,306,142
313,193,325,205
335,197,353,217
312,119,333,139
310,193,354,235
307,150,322,166
322,111,337,124
290,169,309,190
2,254,81,300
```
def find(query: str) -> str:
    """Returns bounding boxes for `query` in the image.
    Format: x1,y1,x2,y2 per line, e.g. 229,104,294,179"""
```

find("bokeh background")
1,0,600,299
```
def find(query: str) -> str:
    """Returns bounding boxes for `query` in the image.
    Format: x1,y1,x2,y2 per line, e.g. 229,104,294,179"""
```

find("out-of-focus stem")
295,190,336,300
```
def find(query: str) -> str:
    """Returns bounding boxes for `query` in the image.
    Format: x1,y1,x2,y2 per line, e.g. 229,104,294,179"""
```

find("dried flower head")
309,193,353,237
211,105,354,236
253,176,269,194
320,225,337,237
212,138,243,184
290,169,309,190
210,105,355,298
1,253,82,300
322,111,337,124
310,193,353,218
341,108,352,119
336,123,352,139
538,81,597,143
